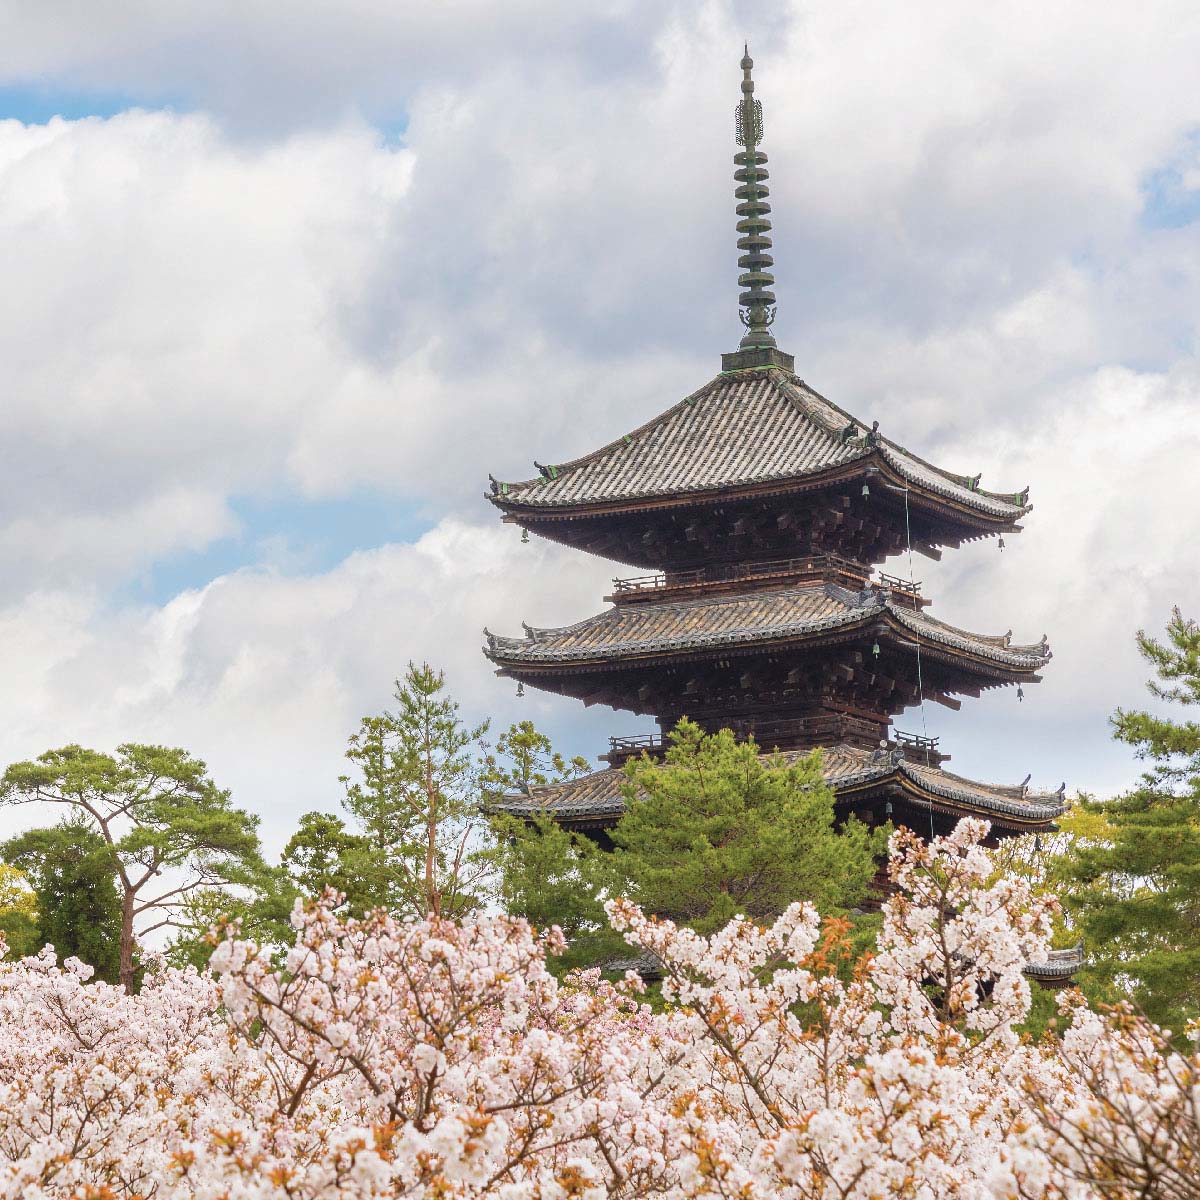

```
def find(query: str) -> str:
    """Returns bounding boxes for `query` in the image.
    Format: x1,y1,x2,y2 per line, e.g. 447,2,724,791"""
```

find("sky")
1,0,1198,855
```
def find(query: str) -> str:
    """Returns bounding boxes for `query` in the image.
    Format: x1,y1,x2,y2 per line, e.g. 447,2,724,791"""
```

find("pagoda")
483,50,1070,874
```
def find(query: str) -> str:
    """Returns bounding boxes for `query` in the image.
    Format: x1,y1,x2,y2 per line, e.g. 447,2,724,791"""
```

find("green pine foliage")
2,819,123,981
612,720,887,935
1059,608,1200,1035
480,720,591,794
340,662,493,920
489,809,626,972
280,811,382,914
484,721,623,972
0,744,265,989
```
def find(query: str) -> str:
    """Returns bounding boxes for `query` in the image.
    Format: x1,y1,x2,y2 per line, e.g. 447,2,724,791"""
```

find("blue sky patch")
125,491,435,607
1140,129,1200,230
0,83,181,125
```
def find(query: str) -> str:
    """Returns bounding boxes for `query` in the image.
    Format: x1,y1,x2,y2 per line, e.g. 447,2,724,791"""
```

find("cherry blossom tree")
0,818,1194,1200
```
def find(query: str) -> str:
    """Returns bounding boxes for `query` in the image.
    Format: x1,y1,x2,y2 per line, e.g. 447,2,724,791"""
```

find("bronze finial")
734,47,777,349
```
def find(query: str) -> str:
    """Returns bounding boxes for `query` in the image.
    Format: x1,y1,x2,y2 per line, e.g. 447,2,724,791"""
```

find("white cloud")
0,0,1199,857
0,518,617,851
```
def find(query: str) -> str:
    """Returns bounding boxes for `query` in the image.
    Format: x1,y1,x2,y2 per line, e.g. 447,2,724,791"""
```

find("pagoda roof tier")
485,743,1068,834
487,368,1030,552
484,580,1049,683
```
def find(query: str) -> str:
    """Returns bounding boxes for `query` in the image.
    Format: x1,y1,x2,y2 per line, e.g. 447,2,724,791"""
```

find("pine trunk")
118,888,136,991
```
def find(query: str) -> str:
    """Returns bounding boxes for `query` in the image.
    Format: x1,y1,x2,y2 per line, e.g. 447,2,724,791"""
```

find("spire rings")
733,50,777,350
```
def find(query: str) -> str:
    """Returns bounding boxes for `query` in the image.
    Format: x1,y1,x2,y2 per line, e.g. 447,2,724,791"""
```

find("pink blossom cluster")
0,818,1195,1199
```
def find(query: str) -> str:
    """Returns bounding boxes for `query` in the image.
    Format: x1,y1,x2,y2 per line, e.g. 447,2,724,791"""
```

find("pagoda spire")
734,46,777,350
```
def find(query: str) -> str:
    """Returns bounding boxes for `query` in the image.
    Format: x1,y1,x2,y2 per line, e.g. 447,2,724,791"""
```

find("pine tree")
1060,608,1200,1033
483,721,622,971
1,745,265,989
2,819,123,980
341,663,492,919
612,720,886,935
480,720,590,793
489,809,626,972
280,811,381,913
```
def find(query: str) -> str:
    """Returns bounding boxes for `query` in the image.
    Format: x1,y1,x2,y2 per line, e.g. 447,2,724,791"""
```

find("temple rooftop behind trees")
482,48,1076,984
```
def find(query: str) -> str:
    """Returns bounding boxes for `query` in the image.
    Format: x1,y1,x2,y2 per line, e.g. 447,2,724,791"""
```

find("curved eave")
485,752,1067,833
484,605,1050,683
844,776,1068,830
486,449,1030,532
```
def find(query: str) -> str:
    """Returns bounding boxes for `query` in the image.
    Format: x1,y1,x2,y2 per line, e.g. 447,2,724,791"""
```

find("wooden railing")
610,553,869,597
892,729,945,764
607,732,663,755
892,730,939,753
877,570,922,597
605,712,888,764
605,720,946,766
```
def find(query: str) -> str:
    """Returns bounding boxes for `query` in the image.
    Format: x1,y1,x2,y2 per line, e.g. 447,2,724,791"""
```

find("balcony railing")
607,732,663,755
610,553,870,597
877,570,922,598
892,730,939,752
604,720,947,766
604,713,889,765
891,729,946,764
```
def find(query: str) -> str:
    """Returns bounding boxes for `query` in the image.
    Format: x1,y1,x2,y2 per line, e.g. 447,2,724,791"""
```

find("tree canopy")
339,662,492,920
0,744,265,988
1058,608,1200,1033
489,808,626,972
612,720,887,935
2,819,123,979
0,862,40,961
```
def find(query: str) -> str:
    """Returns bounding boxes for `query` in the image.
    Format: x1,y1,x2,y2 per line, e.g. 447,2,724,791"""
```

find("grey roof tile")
492,369,1028,520
486,742,1068,825
485,581,1050,671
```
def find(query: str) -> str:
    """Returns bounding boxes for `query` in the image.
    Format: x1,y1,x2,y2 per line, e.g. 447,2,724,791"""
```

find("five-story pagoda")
484,49,1068,849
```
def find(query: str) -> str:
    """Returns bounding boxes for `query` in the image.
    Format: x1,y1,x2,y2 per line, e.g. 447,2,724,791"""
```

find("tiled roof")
486,742,1068,827
607,943,1084,984
485,581,1050,672
490,369,1028,520
1024,943,1086,978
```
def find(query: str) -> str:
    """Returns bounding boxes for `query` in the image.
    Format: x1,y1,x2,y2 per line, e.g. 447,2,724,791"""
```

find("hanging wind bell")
872,640,880,658
998,534,1006,552
516,682,525,698
521,528,530,544
1017,684,1024,702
